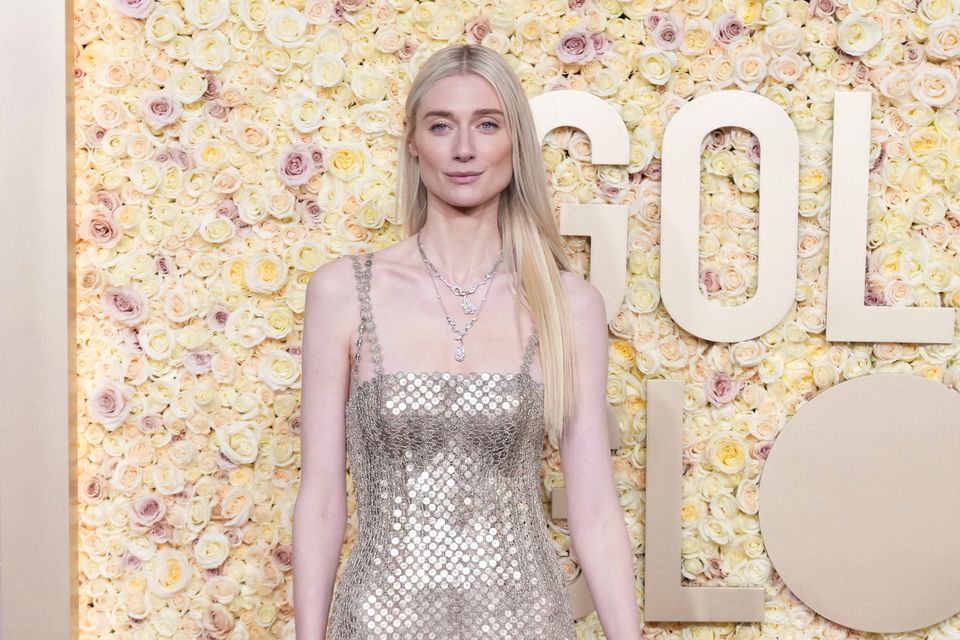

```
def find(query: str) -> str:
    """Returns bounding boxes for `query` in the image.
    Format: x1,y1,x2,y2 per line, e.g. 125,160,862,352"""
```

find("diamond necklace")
416,231,503,362
416,231,504,315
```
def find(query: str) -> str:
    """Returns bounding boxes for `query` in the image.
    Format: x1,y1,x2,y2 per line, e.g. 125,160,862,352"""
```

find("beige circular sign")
759,374,960,632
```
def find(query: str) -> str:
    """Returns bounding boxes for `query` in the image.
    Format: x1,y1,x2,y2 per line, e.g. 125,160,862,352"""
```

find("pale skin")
293,72,641,639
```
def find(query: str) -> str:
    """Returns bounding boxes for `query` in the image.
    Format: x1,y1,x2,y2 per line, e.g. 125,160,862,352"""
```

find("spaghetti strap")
348,253,385,384
520,328,538,376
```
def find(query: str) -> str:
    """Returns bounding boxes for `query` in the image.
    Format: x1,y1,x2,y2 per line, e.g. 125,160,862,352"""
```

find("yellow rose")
243,252,285,294
706,433,749,474
326,142,367,180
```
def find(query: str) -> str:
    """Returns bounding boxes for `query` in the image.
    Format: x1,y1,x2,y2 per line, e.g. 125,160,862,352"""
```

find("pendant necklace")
416,231,503,362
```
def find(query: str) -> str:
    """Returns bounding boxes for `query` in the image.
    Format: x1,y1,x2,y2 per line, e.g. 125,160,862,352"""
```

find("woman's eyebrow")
421,108,504,118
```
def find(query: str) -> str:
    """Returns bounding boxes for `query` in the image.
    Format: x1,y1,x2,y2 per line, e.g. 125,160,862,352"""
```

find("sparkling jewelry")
416,231,501,362
416,231,503,315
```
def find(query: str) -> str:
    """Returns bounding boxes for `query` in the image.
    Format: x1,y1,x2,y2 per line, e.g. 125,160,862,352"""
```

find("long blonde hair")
396,44,577,444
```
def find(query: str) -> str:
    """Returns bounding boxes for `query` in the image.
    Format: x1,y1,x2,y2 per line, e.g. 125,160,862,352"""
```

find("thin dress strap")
349,253,385,384
520,329,539,376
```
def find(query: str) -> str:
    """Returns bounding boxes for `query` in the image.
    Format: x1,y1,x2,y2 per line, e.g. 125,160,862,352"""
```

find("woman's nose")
453,131,475,161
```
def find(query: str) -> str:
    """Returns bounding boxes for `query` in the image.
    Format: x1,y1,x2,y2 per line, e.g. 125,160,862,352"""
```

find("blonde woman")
294,44,640,639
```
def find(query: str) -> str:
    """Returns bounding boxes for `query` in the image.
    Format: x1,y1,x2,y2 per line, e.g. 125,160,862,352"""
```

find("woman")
293,44,639,639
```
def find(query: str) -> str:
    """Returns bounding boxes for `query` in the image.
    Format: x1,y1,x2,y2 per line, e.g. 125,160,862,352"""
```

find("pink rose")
138,90,183,129
202,73,221,99
81,476,104,502
810,0,835,16
93,190,120,212
590,32,613,56
114,0,153,19
704,128,728,152
130,493,167,529
864,284,886,306
651,13,681,51
705,370,742,407
641,161,661,180
87,380,133,430
84,125,106,148
122,550,142,572
700,269,721,293
184,350,214,374
713,13,745,45
746,135,761,163
139,413,163,433
205,99,229,119
465,17,491,44
556,28,595,64
79,209,121,247
206,303,230,331
277,143,320,187
754,440,774,459
147,521,173,544
273,544,293,571
300,197,323,228
397,37,418,62
202,602,236,639
101,286,147,325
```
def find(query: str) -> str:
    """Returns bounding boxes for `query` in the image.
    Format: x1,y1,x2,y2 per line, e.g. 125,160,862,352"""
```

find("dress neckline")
347,369,544,411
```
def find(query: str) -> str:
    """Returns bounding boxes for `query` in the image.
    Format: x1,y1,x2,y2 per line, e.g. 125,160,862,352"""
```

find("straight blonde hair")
396,44,577,444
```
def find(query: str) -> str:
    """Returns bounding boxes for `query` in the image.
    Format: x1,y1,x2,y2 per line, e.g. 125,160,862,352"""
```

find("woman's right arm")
293,256,353,640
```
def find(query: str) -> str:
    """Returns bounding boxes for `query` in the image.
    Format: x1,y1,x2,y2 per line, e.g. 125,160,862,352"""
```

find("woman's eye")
429,122,449,131
480,121,498,129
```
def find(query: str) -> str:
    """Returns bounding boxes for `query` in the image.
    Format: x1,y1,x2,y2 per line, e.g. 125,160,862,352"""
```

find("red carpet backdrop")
73,0,960,638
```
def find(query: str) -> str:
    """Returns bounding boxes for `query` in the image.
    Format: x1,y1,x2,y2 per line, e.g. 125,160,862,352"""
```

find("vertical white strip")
0,0,72,637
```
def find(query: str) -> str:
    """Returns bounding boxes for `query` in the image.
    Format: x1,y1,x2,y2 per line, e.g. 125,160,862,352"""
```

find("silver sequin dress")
326,252,577,640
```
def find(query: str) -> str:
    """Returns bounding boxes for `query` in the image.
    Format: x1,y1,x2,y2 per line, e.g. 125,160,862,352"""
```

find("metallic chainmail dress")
326,252,576,640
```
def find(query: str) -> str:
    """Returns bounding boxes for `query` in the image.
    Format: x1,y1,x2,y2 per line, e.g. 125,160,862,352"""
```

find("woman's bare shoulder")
303,254,368,333
559,269,604,319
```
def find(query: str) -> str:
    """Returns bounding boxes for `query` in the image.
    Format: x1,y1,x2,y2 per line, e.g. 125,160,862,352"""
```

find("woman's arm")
559,274,642,640
293,257,353,640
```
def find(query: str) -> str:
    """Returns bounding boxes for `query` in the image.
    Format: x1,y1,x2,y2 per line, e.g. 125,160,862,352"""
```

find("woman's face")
407,73,513,214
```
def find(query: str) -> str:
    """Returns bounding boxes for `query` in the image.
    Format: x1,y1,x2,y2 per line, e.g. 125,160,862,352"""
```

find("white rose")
194,530,231,569
638,47,674,85
925,17,960,60
732,48,767,91
264,7,308,48
216,422,261,465
147,548,192,597
836,14,882,57
911,64,958,107
763,21,802,55
288,91,326,133
187,30,230,72
311,54,346,88
183,0,229,30
918,0,960,24
258,349,301,390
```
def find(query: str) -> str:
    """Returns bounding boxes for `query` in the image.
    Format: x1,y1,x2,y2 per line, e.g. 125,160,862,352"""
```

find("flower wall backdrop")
74,0,960,638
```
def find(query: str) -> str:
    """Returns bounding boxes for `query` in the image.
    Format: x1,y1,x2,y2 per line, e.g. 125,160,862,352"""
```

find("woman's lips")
446,172,482,183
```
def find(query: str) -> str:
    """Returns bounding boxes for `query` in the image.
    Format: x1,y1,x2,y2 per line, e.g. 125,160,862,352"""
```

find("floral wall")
74,0,960,638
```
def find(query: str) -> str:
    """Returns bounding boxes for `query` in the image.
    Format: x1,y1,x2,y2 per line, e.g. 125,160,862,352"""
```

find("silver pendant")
461,295,477,314
455,342,465,361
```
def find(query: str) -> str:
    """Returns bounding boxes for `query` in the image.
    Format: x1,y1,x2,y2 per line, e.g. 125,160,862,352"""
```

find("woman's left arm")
559,274,642,640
